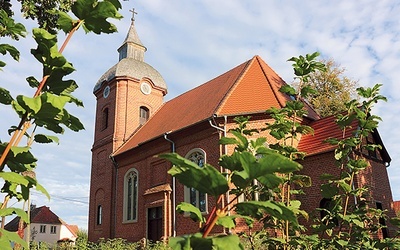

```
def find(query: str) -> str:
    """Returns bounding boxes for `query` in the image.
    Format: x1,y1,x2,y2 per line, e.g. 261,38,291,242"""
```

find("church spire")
117,8,147,62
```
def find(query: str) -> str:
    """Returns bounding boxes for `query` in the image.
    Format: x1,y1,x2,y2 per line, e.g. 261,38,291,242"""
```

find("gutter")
208,115,230,232
110,155,119,238
164,132,176,237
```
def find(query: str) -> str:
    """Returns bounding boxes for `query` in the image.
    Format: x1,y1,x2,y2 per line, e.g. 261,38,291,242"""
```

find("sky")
1,0,399,230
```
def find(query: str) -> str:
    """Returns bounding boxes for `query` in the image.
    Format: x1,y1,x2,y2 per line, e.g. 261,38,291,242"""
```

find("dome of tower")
94,58,167,93
93,13,167,94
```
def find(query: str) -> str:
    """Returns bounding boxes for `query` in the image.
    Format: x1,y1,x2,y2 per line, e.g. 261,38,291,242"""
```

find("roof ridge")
215,57,255,115
255,55,288,108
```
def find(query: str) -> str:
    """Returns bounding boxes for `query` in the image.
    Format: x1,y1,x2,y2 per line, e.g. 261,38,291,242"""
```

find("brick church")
88,16,396,242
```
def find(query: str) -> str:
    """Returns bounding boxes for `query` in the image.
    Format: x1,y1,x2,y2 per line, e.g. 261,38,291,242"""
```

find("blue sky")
1,0,399,230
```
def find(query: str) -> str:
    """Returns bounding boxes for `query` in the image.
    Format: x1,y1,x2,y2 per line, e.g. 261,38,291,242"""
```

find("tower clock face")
140,82,151,95
103,86,110,98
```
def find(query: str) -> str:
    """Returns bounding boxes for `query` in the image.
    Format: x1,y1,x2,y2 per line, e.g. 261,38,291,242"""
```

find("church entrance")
147,206,163,241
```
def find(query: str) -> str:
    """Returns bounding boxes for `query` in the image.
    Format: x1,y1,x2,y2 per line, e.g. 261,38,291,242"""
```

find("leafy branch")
0,0,122,248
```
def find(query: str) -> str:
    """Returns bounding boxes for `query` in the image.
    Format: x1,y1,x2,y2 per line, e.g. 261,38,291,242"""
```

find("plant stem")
0,21,82,170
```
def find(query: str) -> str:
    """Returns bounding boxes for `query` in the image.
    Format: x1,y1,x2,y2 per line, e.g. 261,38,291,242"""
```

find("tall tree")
298,58,359,117
0,0,73,33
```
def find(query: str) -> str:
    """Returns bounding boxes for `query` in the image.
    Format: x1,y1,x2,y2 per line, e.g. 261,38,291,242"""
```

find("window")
124,169,138,222
39,225,46,233
185,149,207,213
102,107,109,130
97,205,102,225
319,198,338,226
376,201,389,238
139,106,149,125
50,225,56,234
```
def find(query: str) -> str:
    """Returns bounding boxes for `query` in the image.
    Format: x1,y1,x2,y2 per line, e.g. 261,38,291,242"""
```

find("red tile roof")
298,114,358,156
298,113,391,162
115,55,317,155
4,206,77,237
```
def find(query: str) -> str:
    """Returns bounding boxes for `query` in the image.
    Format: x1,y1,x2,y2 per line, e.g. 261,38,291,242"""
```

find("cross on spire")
129,8,138,22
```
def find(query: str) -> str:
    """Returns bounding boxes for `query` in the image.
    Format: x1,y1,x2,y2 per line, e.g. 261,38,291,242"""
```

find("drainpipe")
110,155,119,238
208,115,229,232
164,132,176,237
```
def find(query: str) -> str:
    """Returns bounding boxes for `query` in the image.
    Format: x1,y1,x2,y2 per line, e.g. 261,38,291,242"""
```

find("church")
88,15,396,242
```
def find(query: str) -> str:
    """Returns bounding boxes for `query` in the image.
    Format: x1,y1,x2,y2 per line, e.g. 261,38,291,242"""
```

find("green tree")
298,58,359,117
0,0,74,33
0,0,122,248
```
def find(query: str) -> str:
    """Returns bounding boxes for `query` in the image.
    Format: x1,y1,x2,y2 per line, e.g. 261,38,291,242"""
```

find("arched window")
124,169,138,222
97,205,102,225
139,106,149,125
185,149,207,213
102,107,109,130
95,189,104,227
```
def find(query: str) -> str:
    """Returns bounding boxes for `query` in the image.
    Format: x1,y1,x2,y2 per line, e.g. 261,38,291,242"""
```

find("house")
5,205,78,246
88,16,396,242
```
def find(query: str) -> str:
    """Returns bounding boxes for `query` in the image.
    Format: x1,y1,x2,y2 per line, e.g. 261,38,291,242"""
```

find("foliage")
68,236,170,250
295,58,359,117
0,0,122,248
1,0,74,33
299,83,400,249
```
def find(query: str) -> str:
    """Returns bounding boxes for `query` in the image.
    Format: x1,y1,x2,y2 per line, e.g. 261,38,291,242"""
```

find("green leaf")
34,134,60,144
34,181,50,200
0,9,27,40
219,152,243,172
0,87,13,105
292,174,312,187
168,235,192,250
161,153,229,197
15,95,42,115
57,11,75,33
176,202,205,223
211,234,244,250
229,150,301,188
321,184,338,199
257,174,283,189
219,137,238,145
231,130,249,151
26,76,40,88
0,44,20,61
0,208,29,222
0,172,29,186
216,216,236,229
72,0,122,34
10,146,37,164
236,200,298,223
0,228,28,249
279,85,296,96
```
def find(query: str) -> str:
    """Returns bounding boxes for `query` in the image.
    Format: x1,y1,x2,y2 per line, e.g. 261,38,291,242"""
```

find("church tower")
88,11,167,241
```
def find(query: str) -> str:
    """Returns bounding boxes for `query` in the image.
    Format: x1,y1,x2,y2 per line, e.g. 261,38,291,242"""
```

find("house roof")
298,114,358,156
4,205,78,237
298,113,391,163
114,55,319,156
